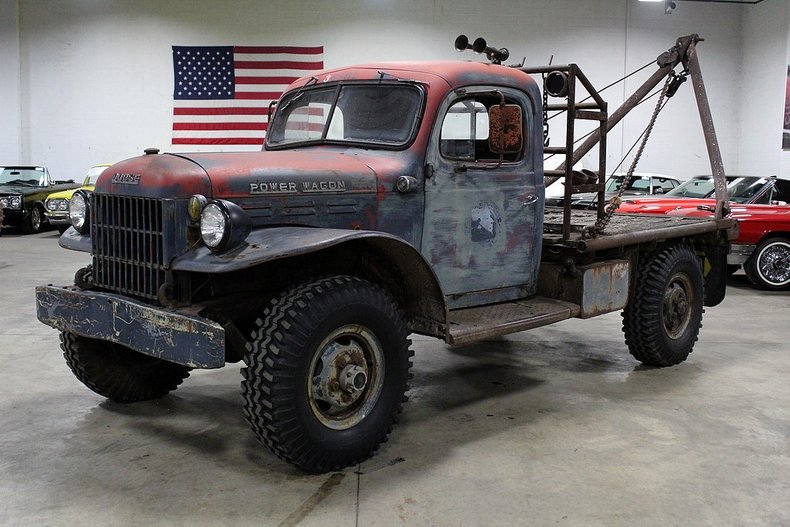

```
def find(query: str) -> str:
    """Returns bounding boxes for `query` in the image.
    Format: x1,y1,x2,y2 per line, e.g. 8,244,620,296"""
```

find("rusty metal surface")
683,39,729,219
422,83,544,305
447,296,580,345
36,285,225,368
537,260,630,318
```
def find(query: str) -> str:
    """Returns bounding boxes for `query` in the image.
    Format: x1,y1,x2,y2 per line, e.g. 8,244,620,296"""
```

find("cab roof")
288,60,539,93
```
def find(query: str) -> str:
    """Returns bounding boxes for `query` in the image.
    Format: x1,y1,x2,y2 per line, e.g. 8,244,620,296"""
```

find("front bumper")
45,211,70,225
36,285,226,368
728,243,756,266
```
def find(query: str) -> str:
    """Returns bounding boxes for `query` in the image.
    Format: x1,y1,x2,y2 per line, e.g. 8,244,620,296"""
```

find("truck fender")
172,227,447,336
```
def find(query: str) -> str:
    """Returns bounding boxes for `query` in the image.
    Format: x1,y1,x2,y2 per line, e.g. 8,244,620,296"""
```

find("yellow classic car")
45,164,110,233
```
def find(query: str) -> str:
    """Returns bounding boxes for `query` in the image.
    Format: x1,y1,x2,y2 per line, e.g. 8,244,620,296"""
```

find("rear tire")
60,332,191,402
622,244,704,367
744,237,790,291
242,276,413,473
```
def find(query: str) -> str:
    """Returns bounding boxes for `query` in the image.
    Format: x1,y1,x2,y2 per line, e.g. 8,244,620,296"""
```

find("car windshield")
605,176,651,193
727,177,769,203
83,166,107,186
266,83,423,148
666,176,764,201
0,167,46,187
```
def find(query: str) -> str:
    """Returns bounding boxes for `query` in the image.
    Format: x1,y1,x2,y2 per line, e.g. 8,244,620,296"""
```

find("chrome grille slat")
91,194,166,302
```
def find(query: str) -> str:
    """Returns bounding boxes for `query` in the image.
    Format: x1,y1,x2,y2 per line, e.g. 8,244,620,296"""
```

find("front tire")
60,332,191,402
22,205,44,234
744,237,790,291
242,276,413,473
622,244,704,367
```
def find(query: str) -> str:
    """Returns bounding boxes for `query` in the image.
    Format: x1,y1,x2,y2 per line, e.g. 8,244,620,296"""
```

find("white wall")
0,0,21,162
738,0,790,178
1,0,781,181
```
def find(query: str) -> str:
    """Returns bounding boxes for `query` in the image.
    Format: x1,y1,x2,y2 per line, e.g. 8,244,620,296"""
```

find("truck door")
422,87,543,308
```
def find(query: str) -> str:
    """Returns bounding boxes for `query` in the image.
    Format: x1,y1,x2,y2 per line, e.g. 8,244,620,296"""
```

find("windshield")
267,83,423,148
83,165,108,186
0,166,46,187
604,175,651,193
665,176,763,201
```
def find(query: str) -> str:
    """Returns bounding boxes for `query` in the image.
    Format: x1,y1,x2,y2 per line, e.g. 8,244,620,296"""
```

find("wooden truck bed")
542,207,736,253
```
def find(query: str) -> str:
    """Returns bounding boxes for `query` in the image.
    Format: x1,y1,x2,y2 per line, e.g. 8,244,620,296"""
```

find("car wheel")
60,332,191,402
744,237,790,291
241,275,413,473
622,244,704,367
22,205,44,234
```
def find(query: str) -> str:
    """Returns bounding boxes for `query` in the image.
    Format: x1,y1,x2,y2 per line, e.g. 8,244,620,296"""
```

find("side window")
440,96,523,162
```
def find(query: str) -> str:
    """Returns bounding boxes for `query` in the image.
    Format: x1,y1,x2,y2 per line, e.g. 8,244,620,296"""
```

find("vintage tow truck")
36,34,735,473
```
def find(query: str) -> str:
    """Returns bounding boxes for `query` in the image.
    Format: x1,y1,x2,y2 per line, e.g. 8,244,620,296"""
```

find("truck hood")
94,150,382,199
181,150,379,198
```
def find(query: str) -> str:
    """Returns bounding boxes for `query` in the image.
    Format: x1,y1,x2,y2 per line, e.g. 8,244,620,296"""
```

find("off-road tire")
242,276,413,473
622,244,704,367
22,205,44,234
744,237,790,291
61,332,191,402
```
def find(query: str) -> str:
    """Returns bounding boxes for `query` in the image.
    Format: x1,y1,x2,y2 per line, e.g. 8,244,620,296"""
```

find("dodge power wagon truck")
37,34,735,473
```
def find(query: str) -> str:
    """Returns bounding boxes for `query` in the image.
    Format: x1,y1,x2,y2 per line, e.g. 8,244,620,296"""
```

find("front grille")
91,194,167,302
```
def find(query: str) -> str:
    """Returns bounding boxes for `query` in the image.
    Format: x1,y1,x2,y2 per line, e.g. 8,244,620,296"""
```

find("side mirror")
654,187,665,195
488,104,523,155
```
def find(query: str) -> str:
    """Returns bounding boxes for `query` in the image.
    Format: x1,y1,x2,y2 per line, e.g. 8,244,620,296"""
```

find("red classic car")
666,204,790,290
616,175,790,214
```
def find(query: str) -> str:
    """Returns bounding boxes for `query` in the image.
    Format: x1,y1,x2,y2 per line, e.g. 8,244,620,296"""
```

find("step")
446,296,581,346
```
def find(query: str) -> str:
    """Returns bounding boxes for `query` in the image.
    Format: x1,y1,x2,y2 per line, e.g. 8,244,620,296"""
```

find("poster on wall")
784,66,790,150
171,45,324,147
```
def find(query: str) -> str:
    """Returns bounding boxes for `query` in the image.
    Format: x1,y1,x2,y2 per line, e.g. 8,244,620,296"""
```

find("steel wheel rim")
31,208,41,230
662,272,693,340
757,241,790,287
308,324,385,430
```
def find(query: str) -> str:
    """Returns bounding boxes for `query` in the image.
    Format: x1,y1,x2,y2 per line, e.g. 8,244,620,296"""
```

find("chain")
585,72,675,237
542,73,550,147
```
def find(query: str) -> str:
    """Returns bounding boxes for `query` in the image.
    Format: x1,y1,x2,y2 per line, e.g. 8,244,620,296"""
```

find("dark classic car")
0,166,80,234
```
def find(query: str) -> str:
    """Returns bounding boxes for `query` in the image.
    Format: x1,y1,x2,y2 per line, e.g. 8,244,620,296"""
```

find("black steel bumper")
36,285,225,368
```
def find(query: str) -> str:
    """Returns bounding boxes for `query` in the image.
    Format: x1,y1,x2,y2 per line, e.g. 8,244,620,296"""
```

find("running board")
446,297,581,346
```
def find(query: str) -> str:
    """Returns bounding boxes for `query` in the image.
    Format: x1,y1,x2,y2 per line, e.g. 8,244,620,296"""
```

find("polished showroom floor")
1,227,788,526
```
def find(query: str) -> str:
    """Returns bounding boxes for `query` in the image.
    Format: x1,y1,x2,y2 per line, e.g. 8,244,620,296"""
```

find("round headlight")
46,200,57,211
69,191,90,234
10,195,22,209
199,199,252,253
58,199,69,211
200,203,228,249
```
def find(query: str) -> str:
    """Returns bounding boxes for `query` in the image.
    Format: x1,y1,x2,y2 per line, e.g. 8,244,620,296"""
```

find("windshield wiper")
277,76,318,113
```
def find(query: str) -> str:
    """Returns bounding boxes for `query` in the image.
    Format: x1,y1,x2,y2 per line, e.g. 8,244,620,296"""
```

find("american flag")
171,45,324,146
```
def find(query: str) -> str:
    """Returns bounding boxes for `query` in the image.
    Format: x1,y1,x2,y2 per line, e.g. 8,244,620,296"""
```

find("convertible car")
44,164,110,233
546,172,680,209
667,203,790,291
0,166,80,234
616,175,790,214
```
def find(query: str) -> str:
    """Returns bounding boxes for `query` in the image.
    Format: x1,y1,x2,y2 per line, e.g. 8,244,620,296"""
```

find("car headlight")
69,190,91,234
199,199,251,252
46,198,68,211
1,195,22,209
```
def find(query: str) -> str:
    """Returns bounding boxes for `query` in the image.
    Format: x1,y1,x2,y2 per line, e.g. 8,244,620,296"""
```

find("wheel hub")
760,244,790,285
663,274,692,339
308,325,385,430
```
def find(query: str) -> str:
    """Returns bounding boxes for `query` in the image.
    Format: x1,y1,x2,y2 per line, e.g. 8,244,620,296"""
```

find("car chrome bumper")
35,285,226,368
728,243,756,266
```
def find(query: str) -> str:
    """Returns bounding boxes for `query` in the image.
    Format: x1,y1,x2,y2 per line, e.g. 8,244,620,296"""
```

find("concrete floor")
1,227,788,526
